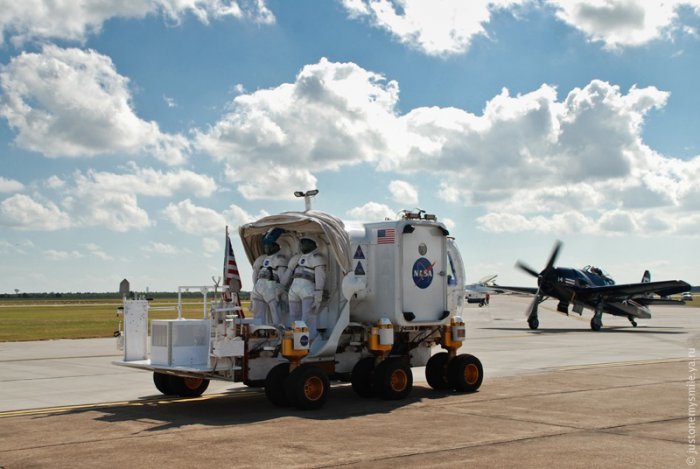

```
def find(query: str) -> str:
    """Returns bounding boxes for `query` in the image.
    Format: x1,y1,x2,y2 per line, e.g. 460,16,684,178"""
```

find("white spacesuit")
250,228,288,326
288,237,326,340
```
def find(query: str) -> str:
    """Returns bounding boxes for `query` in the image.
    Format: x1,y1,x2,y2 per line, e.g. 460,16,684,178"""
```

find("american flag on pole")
223,227,242,306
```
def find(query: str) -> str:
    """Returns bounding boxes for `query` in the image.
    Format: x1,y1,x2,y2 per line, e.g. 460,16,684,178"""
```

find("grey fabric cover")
239,210,352,274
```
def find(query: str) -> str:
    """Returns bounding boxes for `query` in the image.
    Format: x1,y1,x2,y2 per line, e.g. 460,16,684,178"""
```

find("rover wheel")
373,358,413,400
153,372,174,395
447,354,483,393
265,363,290,407
284,364,329,410
169,376,210,397
243,379,265,388
351,357,375,398
425,352,450,390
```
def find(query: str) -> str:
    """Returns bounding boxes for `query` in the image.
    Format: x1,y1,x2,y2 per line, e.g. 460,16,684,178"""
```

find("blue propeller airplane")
494,241,691,331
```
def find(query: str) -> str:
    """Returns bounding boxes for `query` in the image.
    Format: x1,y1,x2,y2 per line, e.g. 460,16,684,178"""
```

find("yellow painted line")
0,354,121,363
0,390,258,419
557,357,687,371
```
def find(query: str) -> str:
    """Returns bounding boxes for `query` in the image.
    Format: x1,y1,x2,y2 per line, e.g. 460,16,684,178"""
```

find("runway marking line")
0,354,120,363
0,389,261,419
556,357,686,371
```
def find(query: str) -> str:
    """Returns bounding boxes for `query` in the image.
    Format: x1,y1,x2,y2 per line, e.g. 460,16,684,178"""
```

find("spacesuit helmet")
299,237,317,255
262,227,285,255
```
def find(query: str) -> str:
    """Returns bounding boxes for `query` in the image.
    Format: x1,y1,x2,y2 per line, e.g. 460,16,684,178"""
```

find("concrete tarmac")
1,295,699,467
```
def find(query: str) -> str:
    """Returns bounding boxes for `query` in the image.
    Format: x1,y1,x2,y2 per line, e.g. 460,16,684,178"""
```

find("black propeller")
516,240,562,282
515,241,563,321
515,261,540,279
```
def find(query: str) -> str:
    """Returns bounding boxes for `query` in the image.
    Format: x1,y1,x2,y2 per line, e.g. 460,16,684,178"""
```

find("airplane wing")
491,285,539,295
635,297,686,306
573,280,691,300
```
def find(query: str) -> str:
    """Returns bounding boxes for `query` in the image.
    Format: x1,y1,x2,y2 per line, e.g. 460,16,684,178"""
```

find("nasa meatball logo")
412,257,435,289
300,334,309,347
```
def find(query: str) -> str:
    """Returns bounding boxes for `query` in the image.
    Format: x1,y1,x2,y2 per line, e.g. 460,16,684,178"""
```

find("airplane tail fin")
478,274,498,286
641,270,652,298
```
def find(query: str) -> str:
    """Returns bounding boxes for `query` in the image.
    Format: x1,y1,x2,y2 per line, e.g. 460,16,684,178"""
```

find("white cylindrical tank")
344,219,458,326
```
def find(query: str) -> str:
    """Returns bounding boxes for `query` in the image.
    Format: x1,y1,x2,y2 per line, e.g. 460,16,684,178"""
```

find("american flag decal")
377,228,396,244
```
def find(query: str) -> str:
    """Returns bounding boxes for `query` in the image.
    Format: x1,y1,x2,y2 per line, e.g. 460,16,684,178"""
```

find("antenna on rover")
294,189,319,212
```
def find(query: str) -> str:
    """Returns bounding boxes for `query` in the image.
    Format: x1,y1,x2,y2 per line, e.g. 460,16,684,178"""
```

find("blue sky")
0,0,699,293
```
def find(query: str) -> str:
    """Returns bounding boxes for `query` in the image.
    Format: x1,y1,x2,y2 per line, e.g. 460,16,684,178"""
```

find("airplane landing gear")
591,306,603,331
628,316,638,327
528,315,539,330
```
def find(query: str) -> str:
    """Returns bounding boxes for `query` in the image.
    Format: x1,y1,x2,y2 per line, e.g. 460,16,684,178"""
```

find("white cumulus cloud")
389,180,418,205
347,202,396,221
45,249,83,260
84,243,113,260
62,164,216,232
163,199,226,235
197,58,401,200
63,191,151,232
547,0,700,49
0,239,34,254
203,237,221,257
0,0,275,46
0,45,190,165
162,199,266,234
0,194,71,231
0,164,217,232
73,164,217,198
0,176,23,193
198,58,698,236
341,1,700,54
340,0,527,56
145,242,180,255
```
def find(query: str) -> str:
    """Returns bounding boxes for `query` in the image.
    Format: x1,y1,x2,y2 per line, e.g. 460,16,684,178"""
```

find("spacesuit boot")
301,297,319,340
267,299,283,325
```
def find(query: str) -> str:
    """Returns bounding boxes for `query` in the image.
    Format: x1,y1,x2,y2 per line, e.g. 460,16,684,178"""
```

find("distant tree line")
0,290,251,301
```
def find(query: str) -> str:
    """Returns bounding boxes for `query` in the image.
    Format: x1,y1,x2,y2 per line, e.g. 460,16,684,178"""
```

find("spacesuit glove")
314,290,323,308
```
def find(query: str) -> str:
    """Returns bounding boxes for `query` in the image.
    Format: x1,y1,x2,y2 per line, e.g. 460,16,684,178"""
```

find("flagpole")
223,225,230,302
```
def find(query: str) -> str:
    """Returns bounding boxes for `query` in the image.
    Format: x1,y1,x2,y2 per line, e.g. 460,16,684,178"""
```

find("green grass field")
0,299,251,342
0,295,695,342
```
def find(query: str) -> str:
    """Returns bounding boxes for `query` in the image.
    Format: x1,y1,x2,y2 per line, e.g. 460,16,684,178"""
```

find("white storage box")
151,319,211,367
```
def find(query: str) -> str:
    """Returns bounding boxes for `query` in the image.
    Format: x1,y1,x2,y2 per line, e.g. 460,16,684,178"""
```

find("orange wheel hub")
183,377,203,390
464,364,479,385
390,369,408,392
303,376,324,401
